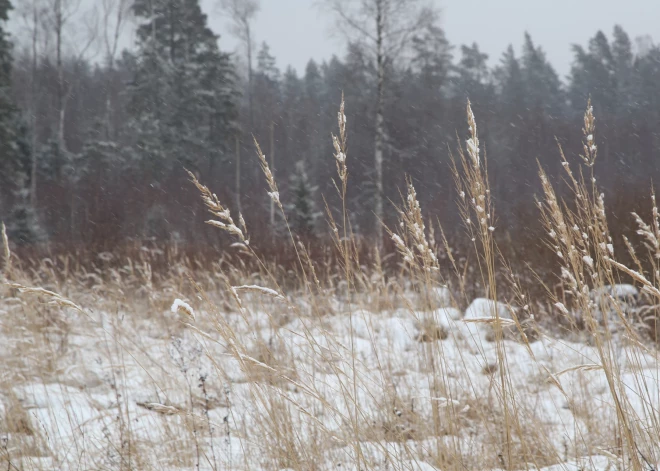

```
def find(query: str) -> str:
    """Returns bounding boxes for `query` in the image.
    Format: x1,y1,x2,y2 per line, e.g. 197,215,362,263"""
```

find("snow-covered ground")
1,286,658,470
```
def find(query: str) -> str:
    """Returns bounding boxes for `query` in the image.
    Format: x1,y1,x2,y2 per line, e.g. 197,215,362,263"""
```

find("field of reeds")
1,99,660,471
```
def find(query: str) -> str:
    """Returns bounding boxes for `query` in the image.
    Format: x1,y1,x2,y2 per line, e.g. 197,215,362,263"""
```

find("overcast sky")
10,0,660,80
206,0,658,79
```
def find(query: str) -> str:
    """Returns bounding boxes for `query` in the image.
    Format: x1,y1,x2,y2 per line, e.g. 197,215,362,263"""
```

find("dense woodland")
2,0,660,263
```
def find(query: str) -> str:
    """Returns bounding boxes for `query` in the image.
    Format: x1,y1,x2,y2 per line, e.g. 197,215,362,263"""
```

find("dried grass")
1,98,660,471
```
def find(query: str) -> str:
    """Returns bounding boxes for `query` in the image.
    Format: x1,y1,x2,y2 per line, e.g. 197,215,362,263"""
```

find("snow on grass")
1,290,658,470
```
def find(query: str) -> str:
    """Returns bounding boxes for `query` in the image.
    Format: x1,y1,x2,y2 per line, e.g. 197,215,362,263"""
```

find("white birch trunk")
374,0,385,247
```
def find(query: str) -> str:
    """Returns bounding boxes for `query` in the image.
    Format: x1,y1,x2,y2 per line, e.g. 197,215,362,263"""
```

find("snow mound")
430,286,452,308
590,284,640,323
591,284,638,302
463,298,520,342
464,298,512,320
432,306,462,324
379,316,418,351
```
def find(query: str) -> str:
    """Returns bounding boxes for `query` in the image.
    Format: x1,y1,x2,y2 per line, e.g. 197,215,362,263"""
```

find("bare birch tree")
42,0,98,152
100,0,132,139
218,0,260,214
325,0,437,246
219,0,259,128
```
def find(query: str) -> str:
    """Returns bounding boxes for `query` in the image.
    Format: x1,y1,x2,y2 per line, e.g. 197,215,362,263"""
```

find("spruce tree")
521,33,563,117
128,0,238,180
495,45,525,114
287,161,319,239
0,0,44,244
452,43,493,117
253,42,281,138
411,24,452,91
611,25,634,114
301,60,323,182
281,67,302,161
0,0,14,150
570,31,617,115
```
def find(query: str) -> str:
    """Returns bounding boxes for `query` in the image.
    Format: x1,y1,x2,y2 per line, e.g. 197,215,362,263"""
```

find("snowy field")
2,101,659,469
2,281,658,471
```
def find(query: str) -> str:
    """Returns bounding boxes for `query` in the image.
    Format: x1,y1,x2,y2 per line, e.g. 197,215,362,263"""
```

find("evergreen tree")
611,25,634,115
452,43,494,124
0,0,15,153
407,22,453,160
451,43,494,169
253,42,281,135
7,165,45,245
304,60,322,101
281,66,302,165
411,24,452,92
0,0,44,244
570,31,616,115
494,45,525,114
128,0,238,180
256,42,280,83
252,41,280,221
635,45,660,120
340,43,380,227
631,44,660,177
491,45,528,221
453,43,490,101
521,33,564,117
287,161,319,238
302,60,323,178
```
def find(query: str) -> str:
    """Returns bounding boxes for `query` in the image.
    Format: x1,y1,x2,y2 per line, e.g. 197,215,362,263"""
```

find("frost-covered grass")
1,277,658,471
2,100,660,470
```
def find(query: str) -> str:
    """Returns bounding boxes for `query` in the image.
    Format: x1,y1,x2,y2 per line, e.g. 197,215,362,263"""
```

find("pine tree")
7,166,45,245
253,41,281,138
304,60,322,101
611,25,634,115
635,45,660,120
404,23,452,191
521,33,563,117
411,23,452,91
494,45,525,114
128,0,238,180
570,31,617,116
452,43,494,122
302,60,323,178
287,161,319,238
256,42,280,83
281,67,302,163
408,22,452,141
0,0,14,146
491,45,529,221
453,44,490,98
0,0,44,244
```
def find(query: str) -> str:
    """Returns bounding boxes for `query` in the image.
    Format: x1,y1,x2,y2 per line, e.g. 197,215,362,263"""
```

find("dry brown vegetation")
1,99,660,471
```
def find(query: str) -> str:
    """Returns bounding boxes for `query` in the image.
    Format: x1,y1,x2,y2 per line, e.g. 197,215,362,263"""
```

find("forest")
2,0,660,263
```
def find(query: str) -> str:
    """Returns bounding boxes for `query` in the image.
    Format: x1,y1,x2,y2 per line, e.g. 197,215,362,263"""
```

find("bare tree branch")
218,0,261,211
101,0,133,68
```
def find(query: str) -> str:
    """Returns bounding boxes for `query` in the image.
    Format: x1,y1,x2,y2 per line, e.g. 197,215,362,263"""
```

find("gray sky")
10,0,660,80
208,0,659,79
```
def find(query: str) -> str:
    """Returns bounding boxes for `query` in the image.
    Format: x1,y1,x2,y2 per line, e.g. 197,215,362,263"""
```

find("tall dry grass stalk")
451,101,539,468
1,222,10,278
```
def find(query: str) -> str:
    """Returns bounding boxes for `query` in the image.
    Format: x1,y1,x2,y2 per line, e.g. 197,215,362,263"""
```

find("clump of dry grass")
535,102,656,469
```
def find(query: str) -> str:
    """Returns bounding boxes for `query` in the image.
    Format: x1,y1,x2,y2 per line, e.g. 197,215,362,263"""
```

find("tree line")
2,0,660,262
